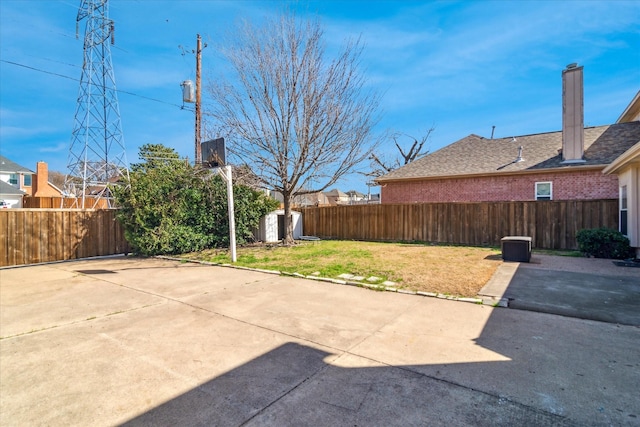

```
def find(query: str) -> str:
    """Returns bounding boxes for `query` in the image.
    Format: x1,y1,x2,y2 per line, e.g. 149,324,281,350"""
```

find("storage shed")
256,210,303,242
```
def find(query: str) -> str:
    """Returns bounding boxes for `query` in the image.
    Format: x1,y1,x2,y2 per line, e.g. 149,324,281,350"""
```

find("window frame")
9,174,18,185
535,181,553,201
23,174,32,186
620,185,628,236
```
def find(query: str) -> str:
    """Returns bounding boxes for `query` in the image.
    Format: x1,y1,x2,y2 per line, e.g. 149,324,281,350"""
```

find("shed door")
278,215,285,241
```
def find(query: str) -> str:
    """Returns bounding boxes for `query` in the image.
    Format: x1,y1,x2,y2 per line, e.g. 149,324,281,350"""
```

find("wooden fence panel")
300,199,618,250
0,209,130,267
22,197,110,209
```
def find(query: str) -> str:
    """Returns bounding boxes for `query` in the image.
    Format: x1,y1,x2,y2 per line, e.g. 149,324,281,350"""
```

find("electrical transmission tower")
65,0,129,208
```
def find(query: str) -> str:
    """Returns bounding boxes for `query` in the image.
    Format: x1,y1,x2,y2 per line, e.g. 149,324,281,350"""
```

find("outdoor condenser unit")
501,236,532,262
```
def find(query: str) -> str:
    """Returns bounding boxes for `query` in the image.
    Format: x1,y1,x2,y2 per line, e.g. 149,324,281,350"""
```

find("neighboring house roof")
0,180,26,195
324,189,348,197
48,181,65,195
0,155,34,174
377,121,640,182
347,190,364,197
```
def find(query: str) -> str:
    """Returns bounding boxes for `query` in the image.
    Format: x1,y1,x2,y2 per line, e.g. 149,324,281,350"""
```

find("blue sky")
1,0,638,193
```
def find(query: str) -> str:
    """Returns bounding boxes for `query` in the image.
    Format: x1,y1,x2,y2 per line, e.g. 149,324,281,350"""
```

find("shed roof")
377,121,640,182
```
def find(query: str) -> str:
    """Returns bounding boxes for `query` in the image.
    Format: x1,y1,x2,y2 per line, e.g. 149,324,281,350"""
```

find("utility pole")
195,34,203,165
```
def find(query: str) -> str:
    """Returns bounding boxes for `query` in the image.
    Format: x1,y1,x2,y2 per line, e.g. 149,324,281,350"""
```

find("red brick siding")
381,170,618,203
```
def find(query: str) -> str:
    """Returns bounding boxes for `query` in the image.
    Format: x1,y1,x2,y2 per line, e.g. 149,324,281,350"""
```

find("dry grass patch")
184,240,502,297
375,244,501,296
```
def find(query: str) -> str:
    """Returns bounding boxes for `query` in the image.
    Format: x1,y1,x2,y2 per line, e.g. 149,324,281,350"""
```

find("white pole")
225,165,237,262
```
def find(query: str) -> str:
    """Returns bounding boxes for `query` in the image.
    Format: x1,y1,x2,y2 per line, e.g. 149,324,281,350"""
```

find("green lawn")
184,240,504,297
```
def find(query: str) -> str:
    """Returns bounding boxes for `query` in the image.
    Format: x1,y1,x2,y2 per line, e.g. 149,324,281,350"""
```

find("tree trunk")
282,193,295,245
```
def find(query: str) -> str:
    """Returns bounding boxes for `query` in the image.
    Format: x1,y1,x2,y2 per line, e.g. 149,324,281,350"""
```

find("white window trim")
535,181,553,201
620,185,628,236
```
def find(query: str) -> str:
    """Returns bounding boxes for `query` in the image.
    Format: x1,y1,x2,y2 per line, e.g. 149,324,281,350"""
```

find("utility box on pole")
181,80,195,103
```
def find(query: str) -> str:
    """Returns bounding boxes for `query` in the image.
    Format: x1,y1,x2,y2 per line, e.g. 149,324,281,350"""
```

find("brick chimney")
32,161,58,197
561,63,585,163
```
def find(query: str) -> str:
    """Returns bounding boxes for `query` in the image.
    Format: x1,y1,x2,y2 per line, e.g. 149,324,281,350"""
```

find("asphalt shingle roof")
377,121,640,182
0,180,26,196
0,155,34,174
324,189,348,197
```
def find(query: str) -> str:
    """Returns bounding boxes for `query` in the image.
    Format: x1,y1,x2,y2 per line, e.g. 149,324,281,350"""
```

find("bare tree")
48,170,67,189
368,128,434,177
207,13,382,243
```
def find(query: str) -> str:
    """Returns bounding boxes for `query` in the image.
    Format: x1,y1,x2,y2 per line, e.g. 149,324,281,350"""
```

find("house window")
9,174,18,185
23,175,32,186
620,185,628,236
535,182,552,201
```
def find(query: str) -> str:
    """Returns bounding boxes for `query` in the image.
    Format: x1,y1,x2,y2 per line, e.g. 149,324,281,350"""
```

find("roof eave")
375,164,608,184
602,142,640,175
616,90,640,123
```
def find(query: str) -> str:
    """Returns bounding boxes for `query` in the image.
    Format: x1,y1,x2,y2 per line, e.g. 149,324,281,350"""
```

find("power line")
0,59,192,110
1,59,76,82
18,53,81,69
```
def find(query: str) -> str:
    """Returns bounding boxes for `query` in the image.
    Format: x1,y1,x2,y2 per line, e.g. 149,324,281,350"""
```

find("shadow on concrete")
97,257,638,426
502,265,640,326
120,342,572,427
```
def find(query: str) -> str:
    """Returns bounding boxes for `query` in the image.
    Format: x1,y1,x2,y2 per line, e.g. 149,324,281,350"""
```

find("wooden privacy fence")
300,199,619,250
23,197,110,209
0,209,129,267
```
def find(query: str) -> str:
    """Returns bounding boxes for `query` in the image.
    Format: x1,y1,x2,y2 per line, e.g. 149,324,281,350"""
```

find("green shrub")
576,227,632,259
114,144,279,256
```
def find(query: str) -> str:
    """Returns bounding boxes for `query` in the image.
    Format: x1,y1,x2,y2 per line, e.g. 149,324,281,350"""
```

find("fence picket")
0,209,129,267
300,200,618,250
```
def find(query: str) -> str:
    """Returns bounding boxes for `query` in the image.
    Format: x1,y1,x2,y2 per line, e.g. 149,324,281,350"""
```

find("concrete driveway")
480,254,640,326
1,256,639,426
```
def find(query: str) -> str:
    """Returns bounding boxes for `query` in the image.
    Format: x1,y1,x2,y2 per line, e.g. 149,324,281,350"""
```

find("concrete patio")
1,256,638,426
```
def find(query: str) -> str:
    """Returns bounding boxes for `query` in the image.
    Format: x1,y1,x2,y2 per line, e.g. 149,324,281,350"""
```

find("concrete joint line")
339,348,573,426
393,363,573,424
340,298,425,358
238,359,335,426
0,302,163,340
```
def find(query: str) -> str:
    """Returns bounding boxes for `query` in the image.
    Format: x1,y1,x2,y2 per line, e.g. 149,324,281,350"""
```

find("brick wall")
381,170,618,204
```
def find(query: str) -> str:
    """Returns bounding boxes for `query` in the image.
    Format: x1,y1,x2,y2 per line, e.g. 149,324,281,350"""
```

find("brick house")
376,65,640,254
376,65,640,203
375,123,639,203
0,157,64,207
376,64,640,203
